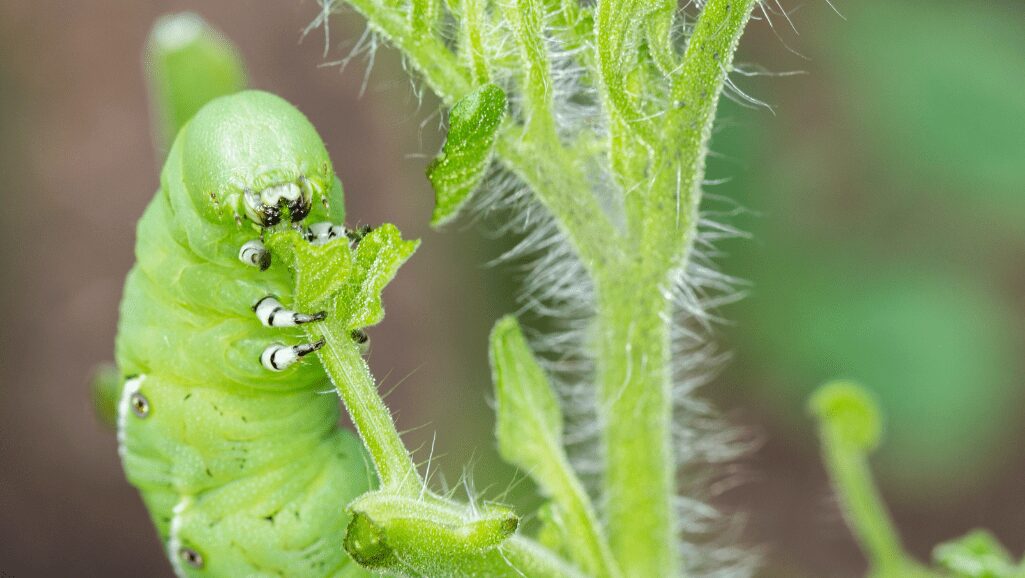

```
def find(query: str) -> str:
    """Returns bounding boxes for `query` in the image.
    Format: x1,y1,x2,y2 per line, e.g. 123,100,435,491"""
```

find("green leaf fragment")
265,225,418,328
344,224,420,328
491,315,564,465
933,530,1019,578
427,83,507,227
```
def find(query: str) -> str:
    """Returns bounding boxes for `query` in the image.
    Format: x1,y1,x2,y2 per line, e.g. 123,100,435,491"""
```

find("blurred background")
1,1,1022,576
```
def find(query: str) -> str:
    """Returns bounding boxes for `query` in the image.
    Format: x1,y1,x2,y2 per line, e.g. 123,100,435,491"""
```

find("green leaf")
427,83,507,227
344,491,582,577
490,316,621,578
933,530,1018,578
491,315,564,465
343,224,420,328
146,12,247,150
264,229,355,311
264,224,418,328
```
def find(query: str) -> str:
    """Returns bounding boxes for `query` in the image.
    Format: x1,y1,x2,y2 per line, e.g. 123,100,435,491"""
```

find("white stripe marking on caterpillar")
116,375,146,460
168,496,195,578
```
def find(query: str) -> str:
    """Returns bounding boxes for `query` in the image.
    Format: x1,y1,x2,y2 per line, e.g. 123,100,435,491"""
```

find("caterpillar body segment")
115,91,373,577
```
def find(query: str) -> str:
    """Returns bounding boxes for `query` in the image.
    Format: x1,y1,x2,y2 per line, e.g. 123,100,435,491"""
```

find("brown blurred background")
1,1,1022,577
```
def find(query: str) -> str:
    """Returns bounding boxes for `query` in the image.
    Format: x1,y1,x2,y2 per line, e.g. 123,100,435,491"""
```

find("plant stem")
342,0,620,275
596,271,674,577
322,2,759,576
307,317,422,494
342,0,472,105
819,428,906,576
593,3,756,574
652,0,756,261
497,133,620,274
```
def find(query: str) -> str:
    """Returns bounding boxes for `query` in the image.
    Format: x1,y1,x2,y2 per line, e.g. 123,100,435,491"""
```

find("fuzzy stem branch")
595,2,757,575
808,382,928,578
498,132,620,274
342,0,619,274
459,0,490,84
308,318,422,494
340,0,472,105
818,429,906,576
651,0,755,261
503,0,556,137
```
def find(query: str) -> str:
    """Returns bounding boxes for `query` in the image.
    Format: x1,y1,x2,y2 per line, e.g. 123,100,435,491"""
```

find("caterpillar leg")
252,296,325,327
351,328,370,355
347,224,373,244
260,340,324,371
303,222,347,246
238,240,271,270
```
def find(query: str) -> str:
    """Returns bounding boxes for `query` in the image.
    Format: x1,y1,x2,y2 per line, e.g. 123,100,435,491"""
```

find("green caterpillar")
115,90,374,577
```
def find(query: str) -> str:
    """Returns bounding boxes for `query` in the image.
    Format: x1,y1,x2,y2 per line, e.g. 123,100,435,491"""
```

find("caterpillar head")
180,90,334,227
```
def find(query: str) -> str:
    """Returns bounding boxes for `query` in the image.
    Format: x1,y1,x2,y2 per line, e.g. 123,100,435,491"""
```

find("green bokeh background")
714,0,1025,493
0,1,1022,577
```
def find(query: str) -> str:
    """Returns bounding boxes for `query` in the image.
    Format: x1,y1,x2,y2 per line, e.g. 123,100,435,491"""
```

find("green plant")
810,381,1025,578
110,1,762,576
303,0,758,575
106,3,1023,578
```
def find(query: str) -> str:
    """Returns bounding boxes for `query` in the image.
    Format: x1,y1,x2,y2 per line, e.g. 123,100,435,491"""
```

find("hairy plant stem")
820,436,906,577
593,0,755,573
595,273,674,577
308,318,422,494
498,133,619,273
343,0,471,105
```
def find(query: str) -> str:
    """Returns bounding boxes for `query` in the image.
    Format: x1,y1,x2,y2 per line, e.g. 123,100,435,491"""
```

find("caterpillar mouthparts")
243,180,313,226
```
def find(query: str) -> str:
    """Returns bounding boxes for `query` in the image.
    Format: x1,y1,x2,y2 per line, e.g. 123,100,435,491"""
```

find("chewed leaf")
933,530,1017,578
427,83,507,227
265,228,355,311
265,224,418,328
808,380,883,453
343,224,420,328
490,316,564,473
